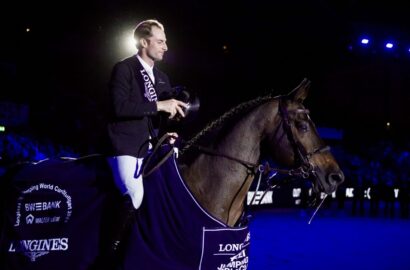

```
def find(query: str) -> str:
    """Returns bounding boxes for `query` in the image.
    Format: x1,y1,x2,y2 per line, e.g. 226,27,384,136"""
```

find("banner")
0,156,118,270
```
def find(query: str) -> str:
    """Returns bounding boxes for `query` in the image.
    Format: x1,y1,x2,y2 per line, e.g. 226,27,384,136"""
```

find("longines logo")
216,232,250,270
140,68,158,102
8,237,69,262
14,183,72,227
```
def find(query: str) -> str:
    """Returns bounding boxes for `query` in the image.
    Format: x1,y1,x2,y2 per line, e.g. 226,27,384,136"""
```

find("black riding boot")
92,194,136,269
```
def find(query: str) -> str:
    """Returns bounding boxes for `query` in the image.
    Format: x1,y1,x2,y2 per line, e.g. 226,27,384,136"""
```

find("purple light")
385,43,394,49
361,38,369,44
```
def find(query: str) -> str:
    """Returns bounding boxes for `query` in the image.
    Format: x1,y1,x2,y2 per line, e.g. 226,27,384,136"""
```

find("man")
107,19,188,209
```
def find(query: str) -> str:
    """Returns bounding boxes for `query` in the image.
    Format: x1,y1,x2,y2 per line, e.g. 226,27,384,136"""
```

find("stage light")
122,30,137,55
0,126,5,132
385,42,394,49
361,38,369,45
26,28,30,32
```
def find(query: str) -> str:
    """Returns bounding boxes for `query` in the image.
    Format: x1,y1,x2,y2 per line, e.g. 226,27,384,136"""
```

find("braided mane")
181,93,282,154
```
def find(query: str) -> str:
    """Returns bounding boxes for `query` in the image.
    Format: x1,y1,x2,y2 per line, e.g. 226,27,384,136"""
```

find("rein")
188,97,331,180
143,97,330,183
142,134,175,178
188,144,325,178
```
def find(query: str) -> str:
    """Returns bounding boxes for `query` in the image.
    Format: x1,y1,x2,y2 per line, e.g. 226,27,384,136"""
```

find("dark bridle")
186,96,330,181
144,96,331,186
277,98,331,179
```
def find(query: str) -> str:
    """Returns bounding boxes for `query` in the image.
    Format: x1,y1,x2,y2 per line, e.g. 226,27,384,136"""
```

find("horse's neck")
183,101,278,226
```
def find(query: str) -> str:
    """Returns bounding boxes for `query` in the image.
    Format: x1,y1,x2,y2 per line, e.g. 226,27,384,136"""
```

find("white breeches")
107,155,144,209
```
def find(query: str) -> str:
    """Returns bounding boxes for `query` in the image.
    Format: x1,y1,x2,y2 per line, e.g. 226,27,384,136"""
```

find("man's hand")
156,99,189,119
167,132,178,144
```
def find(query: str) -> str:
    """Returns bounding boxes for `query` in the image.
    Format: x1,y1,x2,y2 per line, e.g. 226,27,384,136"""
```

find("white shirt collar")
136,54,155,83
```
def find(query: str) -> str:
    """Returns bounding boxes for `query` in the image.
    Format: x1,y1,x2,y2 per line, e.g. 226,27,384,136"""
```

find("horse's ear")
287,78,311,103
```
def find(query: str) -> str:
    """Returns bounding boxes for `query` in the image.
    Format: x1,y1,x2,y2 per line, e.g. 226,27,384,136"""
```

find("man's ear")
140,38,148,48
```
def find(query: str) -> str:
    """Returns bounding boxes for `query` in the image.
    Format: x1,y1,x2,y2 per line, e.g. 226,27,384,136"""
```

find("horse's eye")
296,121,309,132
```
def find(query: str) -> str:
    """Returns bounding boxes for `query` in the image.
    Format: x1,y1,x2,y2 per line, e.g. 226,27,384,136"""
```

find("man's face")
144,26,168,62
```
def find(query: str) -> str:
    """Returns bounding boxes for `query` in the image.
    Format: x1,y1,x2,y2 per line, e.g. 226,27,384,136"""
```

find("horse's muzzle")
326,171,345,192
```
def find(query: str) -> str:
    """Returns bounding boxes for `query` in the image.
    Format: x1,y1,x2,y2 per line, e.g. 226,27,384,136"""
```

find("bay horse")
0,79,344,270
115,78,345,270
178,78,344,226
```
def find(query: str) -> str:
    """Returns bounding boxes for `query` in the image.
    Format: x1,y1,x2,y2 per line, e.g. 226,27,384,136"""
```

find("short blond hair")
134,19,165,49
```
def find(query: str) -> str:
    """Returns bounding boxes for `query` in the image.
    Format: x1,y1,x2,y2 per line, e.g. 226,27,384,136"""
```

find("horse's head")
264,79,344,194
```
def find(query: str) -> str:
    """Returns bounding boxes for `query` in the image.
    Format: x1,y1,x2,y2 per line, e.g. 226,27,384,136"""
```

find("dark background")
1,0,410,153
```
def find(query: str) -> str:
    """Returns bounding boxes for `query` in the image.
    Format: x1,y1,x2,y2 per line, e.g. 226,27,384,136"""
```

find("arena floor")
248,205,410,270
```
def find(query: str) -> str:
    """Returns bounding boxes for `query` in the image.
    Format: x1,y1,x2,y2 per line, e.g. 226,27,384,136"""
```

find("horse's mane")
181,93,282,155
